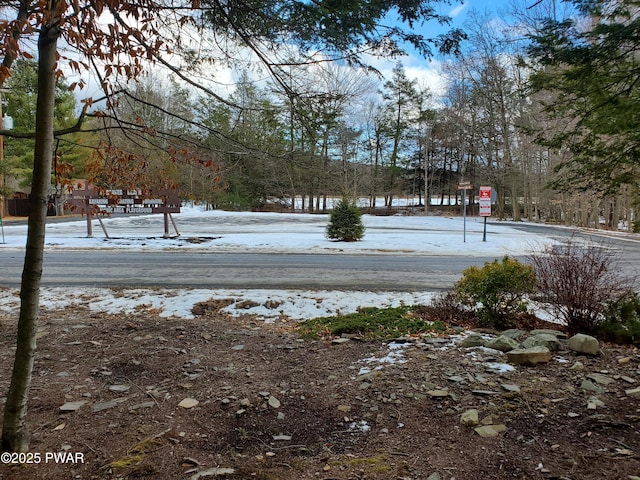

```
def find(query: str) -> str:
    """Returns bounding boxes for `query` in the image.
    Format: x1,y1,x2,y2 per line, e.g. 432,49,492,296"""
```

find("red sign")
479,186,492,217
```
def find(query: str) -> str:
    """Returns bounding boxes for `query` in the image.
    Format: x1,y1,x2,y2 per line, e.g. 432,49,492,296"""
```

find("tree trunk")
1,13,59,452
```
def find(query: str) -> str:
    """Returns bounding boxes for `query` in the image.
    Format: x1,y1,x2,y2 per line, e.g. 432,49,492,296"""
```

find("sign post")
69,188,181,237
479,186,492,242
457,181,473,242
0,211,4,244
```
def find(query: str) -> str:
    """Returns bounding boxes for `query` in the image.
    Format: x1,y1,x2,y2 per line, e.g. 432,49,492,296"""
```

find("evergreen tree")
527,0,640,195
326,198,365,241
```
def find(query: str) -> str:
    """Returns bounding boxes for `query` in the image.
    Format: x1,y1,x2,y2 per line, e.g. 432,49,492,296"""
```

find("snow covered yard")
0,207,554,319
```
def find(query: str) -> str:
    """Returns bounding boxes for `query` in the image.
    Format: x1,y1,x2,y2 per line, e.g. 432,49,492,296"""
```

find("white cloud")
449,3,468,18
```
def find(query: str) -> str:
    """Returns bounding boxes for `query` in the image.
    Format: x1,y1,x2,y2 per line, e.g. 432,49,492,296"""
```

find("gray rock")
460,409,479,425
457,333,487,348
486,335,520,352
128,401,155,411
506,346,552,365
580,380,605,394
502,384,521,393
426,389,449,398
501,329,526,340
587,396,605,410
522,333,562,352
586,373,614,385
59,400,88,412
474,424,507,437
108,384,131,393
625,387,640,397
92,401,118,413
530,329,568,339
567,334,600,355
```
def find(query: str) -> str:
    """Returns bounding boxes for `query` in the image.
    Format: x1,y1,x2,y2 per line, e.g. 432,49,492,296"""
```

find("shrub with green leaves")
326,198,365,242
455,256,536,328
595,293,640,345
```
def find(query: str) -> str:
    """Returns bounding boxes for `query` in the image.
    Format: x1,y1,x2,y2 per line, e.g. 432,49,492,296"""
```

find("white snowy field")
0,207,555,321
1,206,546,256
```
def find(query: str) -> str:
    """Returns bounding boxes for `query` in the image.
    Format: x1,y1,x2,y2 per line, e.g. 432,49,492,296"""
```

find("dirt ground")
1,300,640,480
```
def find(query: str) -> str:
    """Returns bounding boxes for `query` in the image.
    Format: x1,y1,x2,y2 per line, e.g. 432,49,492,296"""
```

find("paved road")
0,251,502,290
495,221,640,280
1,223,638,290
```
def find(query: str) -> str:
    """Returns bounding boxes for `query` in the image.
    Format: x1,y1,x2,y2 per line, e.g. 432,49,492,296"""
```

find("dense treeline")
2,0,638,230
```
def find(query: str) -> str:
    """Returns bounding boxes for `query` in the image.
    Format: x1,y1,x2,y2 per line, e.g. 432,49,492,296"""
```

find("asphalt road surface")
1,223,638,291
0,251,502,290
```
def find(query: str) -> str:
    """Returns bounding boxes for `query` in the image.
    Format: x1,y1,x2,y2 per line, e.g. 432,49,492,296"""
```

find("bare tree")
530,237,633,335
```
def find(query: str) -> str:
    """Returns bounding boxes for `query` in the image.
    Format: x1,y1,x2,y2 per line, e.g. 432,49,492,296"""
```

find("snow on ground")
0,287,436,322
0,206,555,321
1,205,547,256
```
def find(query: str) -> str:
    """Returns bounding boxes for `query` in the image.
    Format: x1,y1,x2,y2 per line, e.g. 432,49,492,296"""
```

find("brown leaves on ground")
0,305,639,480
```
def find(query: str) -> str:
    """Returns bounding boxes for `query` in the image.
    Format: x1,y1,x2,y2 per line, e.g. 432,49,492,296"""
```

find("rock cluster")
457,329,600,365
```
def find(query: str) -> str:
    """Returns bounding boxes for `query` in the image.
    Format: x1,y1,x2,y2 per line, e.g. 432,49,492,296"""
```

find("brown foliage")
530,237,633,335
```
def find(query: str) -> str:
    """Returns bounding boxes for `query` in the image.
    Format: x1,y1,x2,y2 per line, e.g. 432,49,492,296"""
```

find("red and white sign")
479,186,492,217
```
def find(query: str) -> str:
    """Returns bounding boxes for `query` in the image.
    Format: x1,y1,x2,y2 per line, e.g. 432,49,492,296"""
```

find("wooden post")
86,200,93,237
97,216,110,238
168,213,180,237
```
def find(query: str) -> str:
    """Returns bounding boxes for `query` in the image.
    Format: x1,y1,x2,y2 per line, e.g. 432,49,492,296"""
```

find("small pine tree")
326,199,365,242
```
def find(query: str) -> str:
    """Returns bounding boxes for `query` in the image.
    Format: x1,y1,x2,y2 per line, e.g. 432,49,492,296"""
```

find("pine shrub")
596,293,640,345
326,199,365,242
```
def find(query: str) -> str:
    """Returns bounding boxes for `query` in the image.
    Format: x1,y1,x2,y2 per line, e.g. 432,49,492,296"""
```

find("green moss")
298,305,447,341
110,454,145,469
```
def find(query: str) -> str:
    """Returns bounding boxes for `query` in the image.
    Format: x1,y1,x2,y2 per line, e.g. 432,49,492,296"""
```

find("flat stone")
268,396,281,408
586,373,614,385
128,401,155,411
625,387,640,397
502,384,521,393
530,329,568,339
474,424,507,438
567,334,600,355
472,390,498,396
460,409,479,426
189,468,236,479
506,346,552,365
92,401,118,413
178,398,200,409
59,400,88,412
580,380,605,394
332,338,350,344
426,389,449,397
108,384,131,393
272,434,292,441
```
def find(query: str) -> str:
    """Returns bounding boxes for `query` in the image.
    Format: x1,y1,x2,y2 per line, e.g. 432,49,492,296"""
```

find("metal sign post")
457,181,473,243
479,186,492,242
